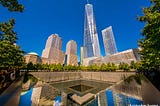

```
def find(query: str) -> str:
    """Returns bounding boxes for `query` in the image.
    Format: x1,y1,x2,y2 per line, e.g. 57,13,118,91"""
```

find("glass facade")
84,4,101,58
102,26,118,56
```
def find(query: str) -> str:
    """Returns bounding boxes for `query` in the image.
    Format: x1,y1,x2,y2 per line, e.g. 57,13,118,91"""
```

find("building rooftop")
27,52,39,56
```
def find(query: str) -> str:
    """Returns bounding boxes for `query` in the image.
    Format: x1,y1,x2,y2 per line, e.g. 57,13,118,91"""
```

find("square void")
69,84,93,92
51,80,113,96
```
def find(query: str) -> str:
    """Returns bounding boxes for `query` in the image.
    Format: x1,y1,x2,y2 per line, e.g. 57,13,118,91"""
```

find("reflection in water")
114,93,142,106
19,79,143,106
19,89,33,106
99,89,143,106
106,90,115,106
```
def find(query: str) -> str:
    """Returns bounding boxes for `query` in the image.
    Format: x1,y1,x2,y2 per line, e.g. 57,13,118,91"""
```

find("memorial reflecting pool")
19,72,143,106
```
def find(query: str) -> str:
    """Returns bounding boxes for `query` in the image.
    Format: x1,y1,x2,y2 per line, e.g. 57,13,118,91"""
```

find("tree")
106,63,112,71
26,62,35,70
54,64,63,71
0,0,24,71
100,63,107,71
138,0,160,72
0,0,24,12
80,65,87,71
0,0,24,91
34,63,42,70
0,19,25,71
110,63,117,71
119,62,130,71
130,61,137,69
138,0,160,90
91,64,99,71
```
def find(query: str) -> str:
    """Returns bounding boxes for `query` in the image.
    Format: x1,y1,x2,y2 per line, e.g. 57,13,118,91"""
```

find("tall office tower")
102,26,118,56
45,34,62,50
80,46,85,65
65,40,78,66
84,3,101,58
66,40,77,55
42,34,65,64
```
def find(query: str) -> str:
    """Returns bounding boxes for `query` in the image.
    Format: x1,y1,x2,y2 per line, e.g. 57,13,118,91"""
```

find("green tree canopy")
119,62,130,71
0,19,17,44
138,0,160,71
0,19,24,70
0,0,25,70
0,0,24,12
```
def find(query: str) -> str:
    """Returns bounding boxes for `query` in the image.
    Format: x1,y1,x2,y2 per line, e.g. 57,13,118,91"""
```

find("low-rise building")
24,52,41,64
87,49,140,66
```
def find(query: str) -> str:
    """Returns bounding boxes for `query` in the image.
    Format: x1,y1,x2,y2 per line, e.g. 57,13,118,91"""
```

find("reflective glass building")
102,26,118,56
84,3,101,58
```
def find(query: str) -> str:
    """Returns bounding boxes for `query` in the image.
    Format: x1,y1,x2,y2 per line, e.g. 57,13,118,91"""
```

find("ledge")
71,93,95,105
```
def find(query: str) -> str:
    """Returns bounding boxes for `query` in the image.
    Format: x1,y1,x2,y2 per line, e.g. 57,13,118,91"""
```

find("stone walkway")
0,77,22,106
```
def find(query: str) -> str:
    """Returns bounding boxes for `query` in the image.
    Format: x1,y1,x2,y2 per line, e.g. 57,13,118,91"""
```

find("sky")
0,0,150,61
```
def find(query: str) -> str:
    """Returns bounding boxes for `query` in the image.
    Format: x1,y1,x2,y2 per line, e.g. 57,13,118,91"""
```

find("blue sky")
0,0,150,61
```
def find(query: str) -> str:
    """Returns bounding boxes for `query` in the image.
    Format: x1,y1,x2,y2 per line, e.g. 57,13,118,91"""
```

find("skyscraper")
102,26,118,56
83,3,101,58
66,40,77,55
42,34,65,64
80,46,85,65
65,40,78,66
45,34,62,50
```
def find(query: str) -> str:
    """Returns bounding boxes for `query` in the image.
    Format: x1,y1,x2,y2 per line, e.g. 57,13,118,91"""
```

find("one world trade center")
83,3,101,58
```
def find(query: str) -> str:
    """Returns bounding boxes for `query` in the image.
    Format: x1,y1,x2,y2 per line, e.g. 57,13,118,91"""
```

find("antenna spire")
87,0,89,4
